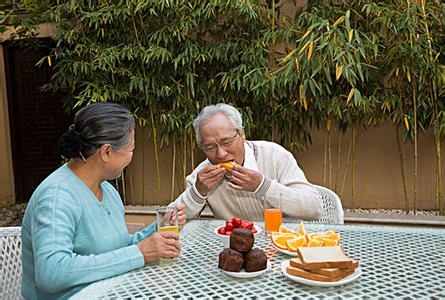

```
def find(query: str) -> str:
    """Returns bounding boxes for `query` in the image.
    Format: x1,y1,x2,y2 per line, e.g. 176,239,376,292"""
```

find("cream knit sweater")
170,140,322,221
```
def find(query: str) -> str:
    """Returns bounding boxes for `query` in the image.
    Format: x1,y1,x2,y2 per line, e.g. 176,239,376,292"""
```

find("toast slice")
297,246,354,270
290,257,359,278
286,265,355,282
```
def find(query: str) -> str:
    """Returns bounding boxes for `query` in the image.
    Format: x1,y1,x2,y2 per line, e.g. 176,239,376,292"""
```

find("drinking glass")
263,193,282,233
156,207,179,261
156,207,179,234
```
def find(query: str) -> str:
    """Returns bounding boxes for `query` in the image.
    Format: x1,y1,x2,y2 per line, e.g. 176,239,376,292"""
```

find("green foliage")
3,0,444,210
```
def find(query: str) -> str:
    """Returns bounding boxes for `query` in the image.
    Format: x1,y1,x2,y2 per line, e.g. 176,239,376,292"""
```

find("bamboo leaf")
332,16,345,27
336,65,343,80
347,87,355,104
283,49,296,61
299,41,311,55
404,116,410,130
301,28,313,40
348,30,354,43
308,42,313,60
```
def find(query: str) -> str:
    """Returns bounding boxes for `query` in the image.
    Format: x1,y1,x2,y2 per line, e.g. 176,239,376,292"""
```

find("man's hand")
228,165,263,192
195,165,225,196
136,231,180,263
176,204,187,229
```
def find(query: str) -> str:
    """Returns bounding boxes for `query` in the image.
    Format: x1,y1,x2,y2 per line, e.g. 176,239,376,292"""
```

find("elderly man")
169,103,322,221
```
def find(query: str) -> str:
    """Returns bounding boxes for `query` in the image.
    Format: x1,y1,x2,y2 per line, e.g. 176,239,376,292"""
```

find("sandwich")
285,246,358,282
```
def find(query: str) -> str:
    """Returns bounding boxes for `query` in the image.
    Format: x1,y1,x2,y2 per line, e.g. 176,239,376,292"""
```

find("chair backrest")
0,226,23,300
309,185,344,224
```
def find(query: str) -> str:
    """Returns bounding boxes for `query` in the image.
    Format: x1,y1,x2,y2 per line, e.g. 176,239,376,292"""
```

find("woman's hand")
136,231,180,263
176,204,187,229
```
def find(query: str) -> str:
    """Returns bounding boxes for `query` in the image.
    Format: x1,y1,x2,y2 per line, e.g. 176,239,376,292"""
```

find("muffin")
218,248,244,272
230,228,254,252
245,248,268,272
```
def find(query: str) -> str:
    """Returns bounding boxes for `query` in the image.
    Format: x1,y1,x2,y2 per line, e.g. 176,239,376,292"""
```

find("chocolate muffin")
245,248,268,272
218,248,244,272
230,228,254,252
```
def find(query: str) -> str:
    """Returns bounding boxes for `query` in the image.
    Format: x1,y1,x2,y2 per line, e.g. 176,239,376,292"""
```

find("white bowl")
214,225,262,248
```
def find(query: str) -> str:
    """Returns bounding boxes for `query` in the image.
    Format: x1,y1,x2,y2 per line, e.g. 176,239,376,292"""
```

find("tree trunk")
351,125,357,211
396,125,409,213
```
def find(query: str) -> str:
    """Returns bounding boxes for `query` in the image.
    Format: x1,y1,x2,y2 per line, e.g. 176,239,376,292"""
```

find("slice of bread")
290,257,359,278
286,265,355,282
297,246,354,270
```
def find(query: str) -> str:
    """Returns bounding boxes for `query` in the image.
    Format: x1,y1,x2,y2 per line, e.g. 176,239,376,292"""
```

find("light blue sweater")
21,164,155,299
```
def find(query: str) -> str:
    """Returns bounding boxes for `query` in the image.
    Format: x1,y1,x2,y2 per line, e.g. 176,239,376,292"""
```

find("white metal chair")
0,226,23,300
310,185,344,224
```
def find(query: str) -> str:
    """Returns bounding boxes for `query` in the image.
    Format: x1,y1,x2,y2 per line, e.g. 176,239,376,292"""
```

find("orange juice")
264,208,282,232
158,226,179,234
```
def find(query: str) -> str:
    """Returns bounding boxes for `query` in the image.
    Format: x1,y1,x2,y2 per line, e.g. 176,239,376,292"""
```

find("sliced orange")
271,233,297,249
279,224,299,234
286,235,307,251
324,230,336,235
217,161,238,171
299,222,308,238
307,238,323,247
320,237,339,246
307,232,321,240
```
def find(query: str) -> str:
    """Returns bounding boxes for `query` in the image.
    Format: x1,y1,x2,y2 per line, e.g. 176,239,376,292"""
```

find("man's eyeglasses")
202,131,239,153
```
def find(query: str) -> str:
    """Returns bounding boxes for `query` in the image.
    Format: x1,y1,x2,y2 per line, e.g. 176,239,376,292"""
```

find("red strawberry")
245,221,254,230
225,223,234,232
251,228,257,234
217,227,226,235
225,231,232,236
239,223,250,229
232,217,241,228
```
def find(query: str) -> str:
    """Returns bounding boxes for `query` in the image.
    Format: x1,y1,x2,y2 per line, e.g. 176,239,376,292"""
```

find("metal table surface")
71,220,445,299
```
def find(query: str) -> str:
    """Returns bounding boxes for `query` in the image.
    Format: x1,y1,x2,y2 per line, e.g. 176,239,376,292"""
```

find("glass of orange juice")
156,207,179,260
263,194,282,234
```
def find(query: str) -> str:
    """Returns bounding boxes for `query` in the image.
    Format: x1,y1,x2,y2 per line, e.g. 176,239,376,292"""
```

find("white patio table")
70,220,445,299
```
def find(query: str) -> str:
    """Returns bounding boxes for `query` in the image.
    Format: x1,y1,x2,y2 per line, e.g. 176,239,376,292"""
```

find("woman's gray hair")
58,102,135,159
193,103,243,147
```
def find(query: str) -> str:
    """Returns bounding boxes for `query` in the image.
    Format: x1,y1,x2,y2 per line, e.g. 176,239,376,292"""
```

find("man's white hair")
193,103,244,147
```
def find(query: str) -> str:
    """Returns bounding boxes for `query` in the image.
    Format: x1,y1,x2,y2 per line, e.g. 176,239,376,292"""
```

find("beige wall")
297,125,443,210
0,46,15,205
122,125,443,210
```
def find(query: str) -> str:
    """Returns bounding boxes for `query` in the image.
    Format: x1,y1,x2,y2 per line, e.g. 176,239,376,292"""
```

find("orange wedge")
286,235,307,251
217,161,238,171
320,237,339,246
307,232,321,240
299,222,308,238
271,233,297,249
307,238,324,247
324,230,336,235
279,224,300,234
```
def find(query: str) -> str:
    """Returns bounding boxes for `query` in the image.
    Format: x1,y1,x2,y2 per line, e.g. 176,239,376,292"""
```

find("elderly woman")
21,103,186,300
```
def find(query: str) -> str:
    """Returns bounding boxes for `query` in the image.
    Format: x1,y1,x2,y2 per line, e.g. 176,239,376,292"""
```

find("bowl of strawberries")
214,217,262,248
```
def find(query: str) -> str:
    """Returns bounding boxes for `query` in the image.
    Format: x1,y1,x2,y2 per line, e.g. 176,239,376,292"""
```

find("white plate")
272,243,299,256
221,260,271,279
281,260,362,287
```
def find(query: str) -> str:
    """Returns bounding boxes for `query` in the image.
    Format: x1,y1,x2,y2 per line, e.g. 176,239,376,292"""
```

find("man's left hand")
227,165,262,192
176,204,187,229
